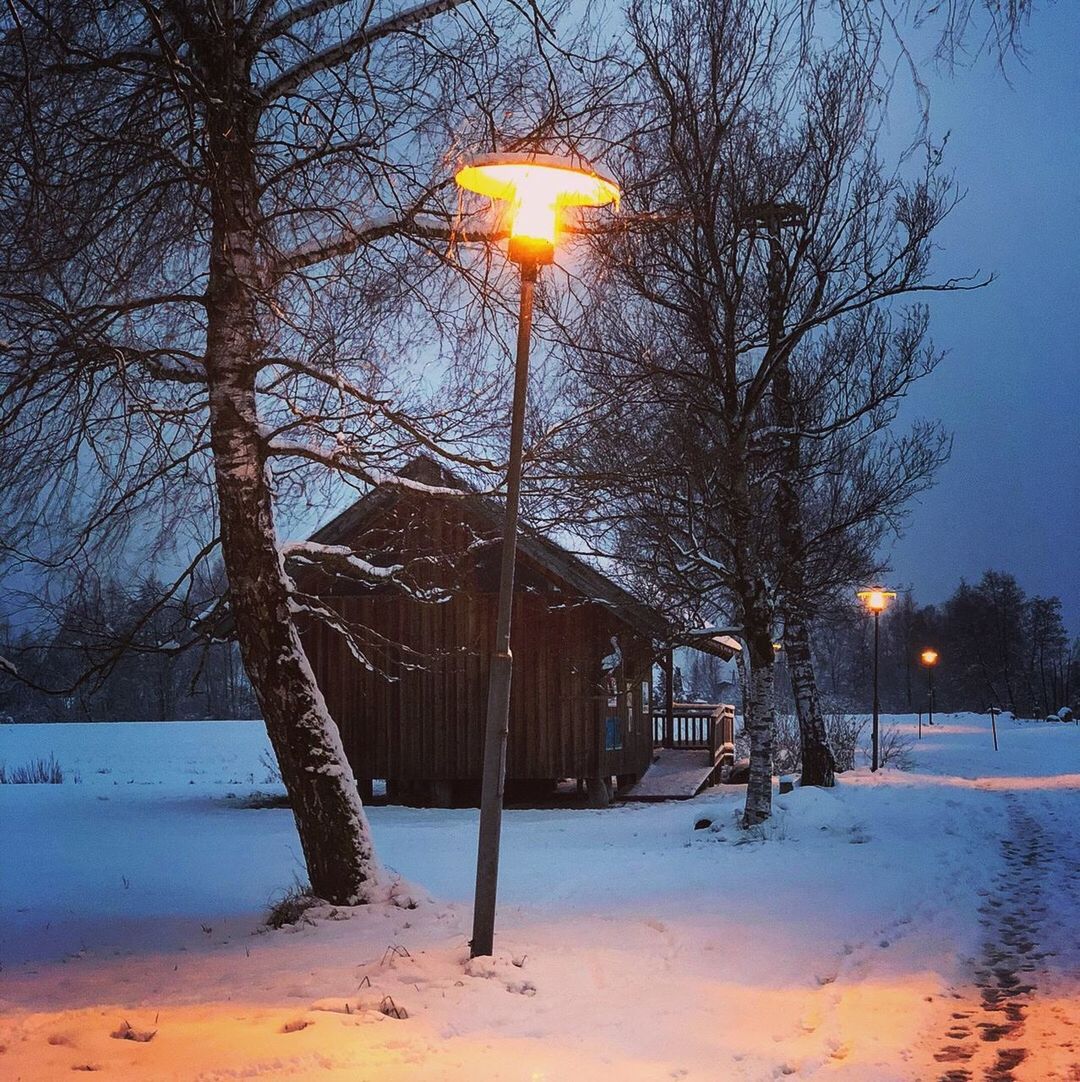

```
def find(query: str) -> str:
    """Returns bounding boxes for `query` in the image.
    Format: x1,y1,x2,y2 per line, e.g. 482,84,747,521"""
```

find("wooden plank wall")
303,589,655,784
299,491,655,787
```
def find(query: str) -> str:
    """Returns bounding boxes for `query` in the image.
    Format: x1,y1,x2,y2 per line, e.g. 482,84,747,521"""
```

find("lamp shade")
455,153,620,265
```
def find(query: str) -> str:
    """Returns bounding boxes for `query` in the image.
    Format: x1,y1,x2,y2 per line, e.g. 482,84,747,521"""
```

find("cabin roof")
309,455,676,643
310,455,742,659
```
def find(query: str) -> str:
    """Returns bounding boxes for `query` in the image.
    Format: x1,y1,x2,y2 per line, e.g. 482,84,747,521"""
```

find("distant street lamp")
920,649,939,730
455,153,620,959
857,589,897,771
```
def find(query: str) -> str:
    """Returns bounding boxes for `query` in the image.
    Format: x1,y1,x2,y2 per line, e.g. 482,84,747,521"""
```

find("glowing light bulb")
857,588,896,614
455,154,620,265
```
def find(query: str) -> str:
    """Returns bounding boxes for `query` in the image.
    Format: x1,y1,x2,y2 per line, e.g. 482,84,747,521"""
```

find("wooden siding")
299,485,656,788
304,590,653,783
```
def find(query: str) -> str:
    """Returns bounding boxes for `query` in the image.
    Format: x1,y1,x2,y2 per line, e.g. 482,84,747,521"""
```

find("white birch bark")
202,87,382,903
742,654,775,826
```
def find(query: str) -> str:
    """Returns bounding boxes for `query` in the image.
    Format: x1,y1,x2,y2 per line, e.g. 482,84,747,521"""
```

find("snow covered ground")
1,715,1077,1080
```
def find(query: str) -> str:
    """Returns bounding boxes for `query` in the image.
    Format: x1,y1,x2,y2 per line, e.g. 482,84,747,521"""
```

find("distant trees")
0,573,258,723
814,571,1077,717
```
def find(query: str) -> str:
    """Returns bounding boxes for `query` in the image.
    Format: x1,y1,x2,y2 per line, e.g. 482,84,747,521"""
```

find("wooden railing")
652,702,736,767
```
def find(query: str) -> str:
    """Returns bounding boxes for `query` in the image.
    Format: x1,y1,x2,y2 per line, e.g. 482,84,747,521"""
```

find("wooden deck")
651,703,735,758
618,702,736,801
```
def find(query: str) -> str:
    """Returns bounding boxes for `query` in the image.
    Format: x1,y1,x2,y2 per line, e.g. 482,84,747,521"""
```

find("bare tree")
0,0,608,901
545,0,974,823
800,1,1038,66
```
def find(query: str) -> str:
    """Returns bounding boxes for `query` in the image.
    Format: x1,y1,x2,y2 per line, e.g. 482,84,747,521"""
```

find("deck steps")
619,748,718,801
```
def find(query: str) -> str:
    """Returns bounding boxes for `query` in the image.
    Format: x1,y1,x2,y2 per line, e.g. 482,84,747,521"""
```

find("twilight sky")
881,7,1080,632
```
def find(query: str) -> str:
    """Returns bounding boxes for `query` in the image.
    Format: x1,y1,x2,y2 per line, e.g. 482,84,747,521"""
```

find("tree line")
1,574,258,723
0,0,1040,903
807,571,1077,719
656,569,1077,721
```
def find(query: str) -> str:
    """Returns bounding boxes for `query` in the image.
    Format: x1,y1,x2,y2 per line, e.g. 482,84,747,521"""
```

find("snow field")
0,714,1077,1080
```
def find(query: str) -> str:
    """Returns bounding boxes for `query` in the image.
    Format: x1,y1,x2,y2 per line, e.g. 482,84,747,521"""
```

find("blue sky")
883,6,1080,630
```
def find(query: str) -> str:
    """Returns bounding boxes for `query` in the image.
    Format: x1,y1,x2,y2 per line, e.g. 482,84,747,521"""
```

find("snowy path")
929,792,1080,1081
0,715,1077,1080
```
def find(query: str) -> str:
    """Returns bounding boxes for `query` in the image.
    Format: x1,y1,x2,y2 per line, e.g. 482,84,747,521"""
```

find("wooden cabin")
297,456,680,806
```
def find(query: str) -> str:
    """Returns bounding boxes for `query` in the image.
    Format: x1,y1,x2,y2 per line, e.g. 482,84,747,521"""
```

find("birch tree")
0,0,603,902
549,0,971,822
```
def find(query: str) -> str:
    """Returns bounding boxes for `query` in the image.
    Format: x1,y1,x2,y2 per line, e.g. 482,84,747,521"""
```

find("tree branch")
259,0,469,103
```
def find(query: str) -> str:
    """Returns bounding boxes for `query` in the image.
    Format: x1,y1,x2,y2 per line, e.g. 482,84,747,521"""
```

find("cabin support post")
471,261,537,959
664,647,675,749
586,776,612,807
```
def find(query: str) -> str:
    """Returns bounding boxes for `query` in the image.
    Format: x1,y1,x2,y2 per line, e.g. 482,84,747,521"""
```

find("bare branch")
259,0,469,103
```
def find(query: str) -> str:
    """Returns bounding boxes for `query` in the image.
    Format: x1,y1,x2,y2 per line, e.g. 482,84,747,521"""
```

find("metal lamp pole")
858,589,895,773
471,258,537,959
927,662,935,728
872,609,881,772
455,154,620,959
920,649,939,732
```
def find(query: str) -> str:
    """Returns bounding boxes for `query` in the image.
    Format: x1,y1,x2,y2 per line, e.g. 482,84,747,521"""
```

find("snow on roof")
308,455,675,643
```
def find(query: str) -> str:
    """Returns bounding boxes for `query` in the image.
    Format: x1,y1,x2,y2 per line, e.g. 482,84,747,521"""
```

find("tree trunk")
762,214,835,789
208,368,381,902
742,649,775,827
202,89,380,905
735,647,751,729
786,618,836,786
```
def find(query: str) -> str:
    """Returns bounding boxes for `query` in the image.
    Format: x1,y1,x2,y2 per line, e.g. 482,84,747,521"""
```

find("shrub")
752,711,867,775
265,882,319,929
772,714,801,774
877,725,914,770
0,753,68,784
826,712,867,773
732,709,893,776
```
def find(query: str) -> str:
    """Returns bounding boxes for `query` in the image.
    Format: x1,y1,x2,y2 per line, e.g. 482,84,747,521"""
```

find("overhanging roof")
309,455,741,657
309,455,670,642
674,630,744,661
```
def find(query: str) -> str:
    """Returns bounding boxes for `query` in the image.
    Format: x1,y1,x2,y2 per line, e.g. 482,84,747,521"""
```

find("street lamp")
455,152,620,959
920,648,939,731
857,588,897,771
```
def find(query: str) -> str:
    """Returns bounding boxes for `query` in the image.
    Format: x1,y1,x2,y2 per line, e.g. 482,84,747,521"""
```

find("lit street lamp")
920,648,939,731
857,588,897,771
455,153,620,959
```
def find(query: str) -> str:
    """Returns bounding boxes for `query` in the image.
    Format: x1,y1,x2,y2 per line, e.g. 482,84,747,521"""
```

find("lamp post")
857,589,896,771
920,649,939,730
455,153,620,958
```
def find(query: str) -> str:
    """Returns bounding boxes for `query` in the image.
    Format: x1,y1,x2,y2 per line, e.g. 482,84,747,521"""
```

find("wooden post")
664,647,675,749
989,705,999,752
918,711,922,740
